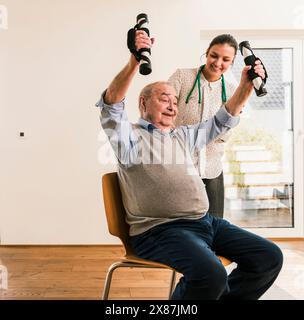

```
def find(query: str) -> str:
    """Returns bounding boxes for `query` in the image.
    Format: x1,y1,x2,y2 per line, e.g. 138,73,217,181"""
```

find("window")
225,47,294,229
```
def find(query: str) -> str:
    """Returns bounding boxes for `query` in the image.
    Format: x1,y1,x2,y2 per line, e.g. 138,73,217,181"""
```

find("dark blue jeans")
130,214,283,300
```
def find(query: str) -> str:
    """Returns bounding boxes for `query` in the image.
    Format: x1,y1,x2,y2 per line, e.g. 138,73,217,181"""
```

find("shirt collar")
138,118,157,131
200,68,222,89
137,118,175,134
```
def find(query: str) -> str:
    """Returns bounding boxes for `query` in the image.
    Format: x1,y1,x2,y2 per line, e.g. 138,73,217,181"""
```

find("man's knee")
208,266,228,296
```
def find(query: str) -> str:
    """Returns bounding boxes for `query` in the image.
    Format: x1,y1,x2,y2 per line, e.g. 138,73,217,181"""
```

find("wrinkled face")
205,43,235,77
140,84,178,132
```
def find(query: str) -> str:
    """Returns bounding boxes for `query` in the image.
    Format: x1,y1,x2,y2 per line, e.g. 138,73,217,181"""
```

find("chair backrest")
102,172,133,256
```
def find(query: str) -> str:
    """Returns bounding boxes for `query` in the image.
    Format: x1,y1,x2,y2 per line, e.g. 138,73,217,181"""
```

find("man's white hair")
138,81,171,109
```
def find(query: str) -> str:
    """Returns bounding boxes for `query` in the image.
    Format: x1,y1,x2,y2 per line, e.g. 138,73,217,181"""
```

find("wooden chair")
101,172,232,300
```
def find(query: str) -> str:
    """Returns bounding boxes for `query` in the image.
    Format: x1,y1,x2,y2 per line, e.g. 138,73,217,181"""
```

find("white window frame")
200,31,304,238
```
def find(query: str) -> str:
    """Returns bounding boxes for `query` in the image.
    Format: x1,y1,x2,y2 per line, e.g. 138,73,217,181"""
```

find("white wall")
0,0,303,244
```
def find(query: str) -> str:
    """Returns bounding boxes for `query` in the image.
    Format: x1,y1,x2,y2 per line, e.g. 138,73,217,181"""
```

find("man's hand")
239,60,266,90
130,30,155,65
104,31,154,105
134,30,155,52
225,60,266,116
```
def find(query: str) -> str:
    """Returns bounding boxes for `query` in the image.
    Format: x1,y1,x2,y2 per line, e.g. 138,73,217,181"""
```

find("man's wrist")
225,101,240,116
129,55,140,69
225,86,248,115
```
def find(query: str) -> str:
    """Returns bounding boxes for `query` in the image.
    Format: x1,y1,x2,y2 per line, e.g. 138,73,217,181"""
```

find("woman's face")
205,43,236,77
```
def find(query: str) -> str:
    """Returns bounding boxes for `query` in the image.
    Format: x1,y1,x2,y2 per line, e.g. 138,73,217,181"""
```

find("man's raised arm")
185,60,267,152
104,56,139,105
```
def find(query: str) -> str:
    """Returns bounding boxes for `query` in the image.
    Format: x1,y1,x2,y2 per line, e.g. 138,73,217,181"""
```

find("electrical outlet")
18,131,26,139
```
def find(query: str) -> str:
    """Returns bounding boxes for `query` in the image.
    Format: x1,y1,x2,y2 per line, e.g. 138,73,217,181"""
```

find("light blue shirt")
96,91,240,167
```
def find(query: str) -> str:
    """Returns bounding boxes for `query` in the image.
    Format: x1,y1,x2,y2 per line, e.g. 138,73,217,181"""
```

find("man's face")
141,84,178,132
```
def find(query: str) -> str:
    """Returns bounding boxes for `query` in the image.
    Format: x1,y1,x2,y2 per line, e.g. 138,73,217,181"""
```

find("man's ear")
139,96,146,112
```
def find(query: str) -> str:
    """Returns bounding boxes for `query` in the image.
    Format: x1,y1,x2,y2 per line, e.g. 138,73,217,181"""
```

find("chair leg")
102,262,123,300
168,270,176,299
102,262,177,300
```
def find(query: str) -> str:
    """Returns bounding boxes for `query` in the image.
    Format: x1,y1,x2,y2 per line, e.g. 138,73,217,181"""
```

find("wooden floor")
225,208,292,228
0,241,303,300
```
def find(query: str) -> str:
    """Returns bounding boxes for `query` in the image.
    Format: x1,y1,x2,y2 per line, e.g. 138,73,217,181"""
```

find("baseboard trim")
0,239,303,247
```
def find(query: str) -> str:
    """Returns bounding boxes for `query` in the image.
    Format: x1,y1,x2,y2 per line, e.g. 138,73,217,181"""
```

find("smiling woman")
168,34,239,219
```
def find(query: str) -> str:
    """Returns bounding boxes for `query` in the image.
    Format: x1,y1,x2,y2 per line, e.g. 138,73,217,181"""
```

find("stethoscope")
185,64,227,104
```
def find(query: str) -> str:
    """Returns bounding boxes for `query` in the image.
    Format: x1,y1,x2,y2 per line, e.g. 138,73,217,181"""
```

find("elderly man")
96,31,283,300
